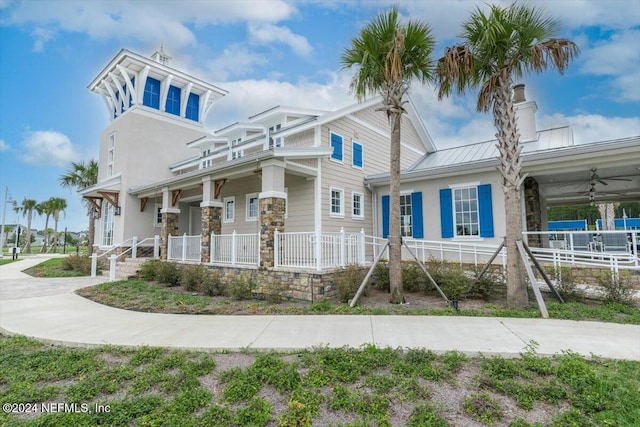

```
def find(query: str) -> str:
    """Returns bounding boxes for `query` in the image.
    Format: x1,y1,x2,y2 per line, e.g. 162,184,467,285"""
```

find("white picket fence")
167,234,201,262
211,231,260,266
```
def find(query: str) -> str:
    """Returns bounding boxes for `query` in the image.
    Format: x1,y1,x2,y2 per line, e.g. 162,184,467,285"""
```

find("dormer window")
231,138,243,160
269,124,282,149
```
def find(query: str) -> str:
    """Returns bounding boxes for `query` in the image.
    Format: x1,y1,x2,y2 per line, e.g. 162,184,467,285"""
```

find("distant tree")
14,198,38,253
48,197,67,252
59,160,98,253
341,8,436,303
36,199,53,253
437,3,578,308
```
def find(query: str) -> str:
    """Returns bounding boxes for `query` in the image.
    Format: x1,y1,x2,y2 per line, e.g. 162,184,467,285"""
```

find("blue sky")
1,0,639,233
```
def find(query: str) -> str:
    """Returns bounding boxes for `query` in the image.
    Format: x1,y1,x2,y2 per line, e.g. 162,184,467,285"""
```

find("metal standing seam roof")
408,126,573,171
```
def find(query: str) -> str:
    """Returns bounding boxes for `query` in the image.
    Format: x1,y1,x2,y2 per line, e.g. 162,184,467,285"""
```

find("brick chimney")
513,84,538,142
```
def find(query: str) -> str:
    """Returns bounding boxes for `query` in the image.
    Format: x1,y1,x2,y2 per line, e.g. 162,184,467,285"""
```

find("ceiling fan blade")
602,177,633,182
597,179,608,186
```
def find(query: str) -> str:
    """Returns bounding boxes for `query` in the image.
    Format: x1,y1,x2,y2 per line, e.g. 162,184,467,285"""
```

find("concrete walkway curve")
1,257,639,360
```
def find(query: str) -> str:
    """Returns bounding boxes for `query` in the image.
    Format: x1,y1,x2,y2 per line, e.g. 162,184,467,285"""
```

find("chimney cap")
513,84,526,103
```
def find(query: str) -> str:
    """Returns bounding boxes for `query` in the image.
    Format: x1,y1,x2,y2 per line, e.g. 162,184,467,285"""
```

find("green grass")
77,279,640,324
22,257,87,278
0,258,21,266
1,335,638,426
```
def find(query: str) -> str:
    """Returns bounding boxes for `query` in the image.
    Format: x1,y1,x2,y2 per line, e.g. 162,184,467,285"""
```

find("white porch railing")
210,231,259,266
275,228,366,271
91,235,159,280
167,233,201,262
523,230,639,268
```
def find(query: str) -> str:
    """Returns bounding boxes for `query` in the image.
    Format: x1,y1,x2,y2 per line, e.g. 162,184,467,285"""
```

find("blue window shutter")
381,195,390,238
411,192,424,238
478,184,495,237
439,189,454,238
331,133,343,161
353,142,363,167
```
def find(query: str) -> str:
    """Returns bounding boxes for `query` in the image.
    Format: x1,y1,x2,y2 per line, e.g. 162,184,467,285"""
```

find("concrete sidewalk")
1,260,639,359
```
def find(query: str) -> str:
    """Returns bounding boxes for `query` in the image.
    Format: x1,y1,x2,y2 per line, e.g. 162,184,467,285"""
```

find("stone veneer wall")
524,177,542,247
259,197,286,268
160,212,180,260
208,266,337,301
200,206,222,263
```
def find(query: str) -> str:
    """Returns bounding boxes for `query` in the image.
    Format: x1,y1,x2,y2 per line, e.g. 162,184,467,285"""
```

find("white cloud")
0,139,9,152
19,130,80,167
248,23,313,57
206,71,354,130
4,0,297,51
540,113,640,144
205,45,268,81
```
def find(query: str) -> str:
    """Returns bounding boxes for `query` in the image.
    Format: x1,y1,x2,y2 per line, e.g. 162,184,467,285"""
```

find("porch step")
102,258,149,280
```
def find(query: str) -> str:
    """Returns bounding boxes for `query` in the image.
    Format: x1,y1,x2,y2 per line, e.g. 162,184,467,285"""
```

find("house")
81,48,431,270
365,84,640,251
82,48,639,297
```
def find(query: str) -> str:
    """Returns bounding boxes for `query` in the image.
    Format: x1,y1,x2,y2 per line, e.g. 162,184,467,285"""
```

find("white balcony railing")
210,231,260,266
167,234,201,262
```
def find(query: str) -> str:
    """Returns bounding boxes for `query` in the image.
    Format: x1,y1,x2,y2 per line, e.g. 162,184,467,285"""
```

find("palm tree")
14,198,38,253
37,199,53,253
341,8,436,303
59,160,98,253
48,197,67,252
436,3,578,308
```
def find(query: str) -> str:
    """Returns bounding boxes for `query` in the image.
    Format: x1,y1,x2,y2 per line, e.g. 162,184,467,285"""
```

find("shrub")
181,264,209,292
138,259,162,281
155,262,182,287
61,255,101,275
226,275,255,300
335,264,366,303
553,266,581,302
372,262,390,291
402,262,425,292
468,268,502,300
596,270,636,306
262,281,289,304
202,270,224,296
439,268,471,301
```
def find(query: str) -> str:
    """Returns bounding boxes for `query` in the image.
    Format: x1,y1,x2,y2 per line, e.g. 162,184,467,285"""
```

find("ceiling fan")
589,168,633,186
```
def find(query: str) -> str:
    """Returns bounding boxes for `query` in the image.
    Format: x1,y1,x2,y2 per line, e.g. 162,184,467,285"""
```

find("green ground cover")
1,335,638,426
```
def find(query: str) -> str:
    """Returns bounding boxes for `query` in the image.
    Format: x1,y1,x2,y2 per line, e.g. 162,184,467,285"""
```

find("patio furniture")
601,233,631,253
570,233,592,252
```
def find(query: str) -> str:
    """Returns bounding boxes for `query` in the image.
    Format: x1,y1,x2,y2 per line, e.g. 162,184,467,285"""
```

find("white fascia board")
248,105,327,123
186,135,227,148
405,95,437,153
79,174,123,196
272,147,333,159
215,122,265,136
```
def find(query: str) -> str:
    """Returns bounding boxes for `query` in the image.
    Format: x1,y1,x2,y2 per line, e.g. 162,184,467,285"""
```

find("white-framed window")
352,140,363,168
330,132,343,162
400,193,413,237
352,191,364,219
231,138,243,159
269,124,282,149
330,187,344,217
101,200,114,246
246,193,258,221
107,132,115,177
223,197,235,222
453,186,479,237
154,203,162,227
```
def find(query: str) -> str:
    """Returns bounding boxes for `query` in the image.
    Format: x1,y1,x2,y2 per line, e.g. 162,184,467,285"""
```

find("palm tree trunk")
41,216,50,253
50,215,59,253
25,211,32,254
389,110,404,304
493,71,528,309
87,207,95,255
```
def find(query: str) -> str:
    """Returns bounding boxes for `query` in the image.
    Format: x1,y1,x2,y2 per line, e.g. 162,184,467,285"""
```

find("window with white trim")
107,132,115,177
231,138,243,159
101,200,114,246
454,187,479,237
330,187,344,217
400,194,413,237
223,197,235,222
154,204,162,227
246,194,258,221
269,124,282,149
352,192,364,218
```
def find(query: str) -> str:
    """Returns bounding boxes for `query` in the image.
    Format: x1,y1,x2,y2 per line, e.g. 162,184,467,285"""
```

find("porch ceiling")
532,163,640,207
